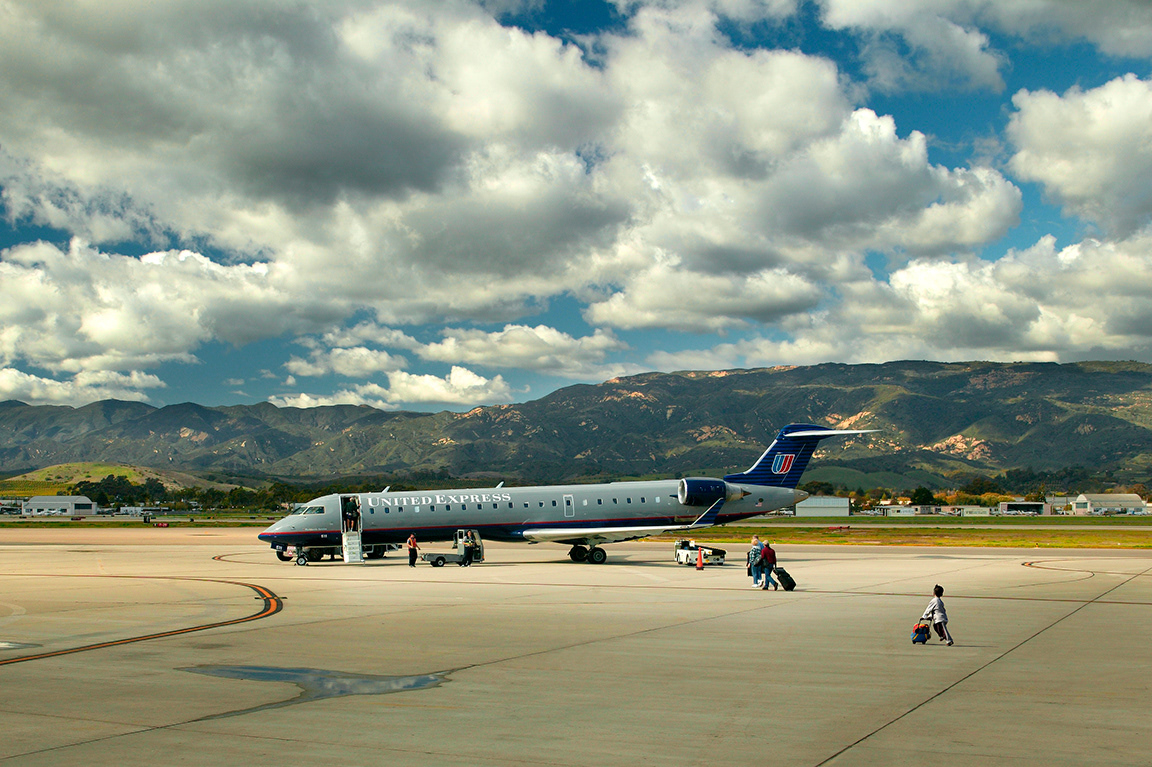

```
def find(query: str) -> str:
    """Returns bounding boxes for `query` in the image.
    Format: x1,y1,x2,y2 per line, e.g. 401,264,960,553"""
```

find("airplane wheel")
587,547,607,565
569,545,588,562
275,550,292,562
296,555,309,566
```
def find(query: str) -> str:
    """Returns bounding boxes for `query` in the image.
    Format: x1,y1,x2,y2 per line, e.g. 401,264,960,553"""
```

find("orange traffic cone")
696,548,704,570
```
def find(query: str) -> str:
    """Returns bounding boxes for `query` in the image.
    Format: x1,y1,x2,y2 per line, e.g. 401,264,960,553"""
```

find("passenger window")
582,499,588,506
655,496,661,503
397,507,402,513
613,498,618,504
552,500,557,507
461,504,466,510
539,501,544,507
627,498,632,504
641,497,645,503
446,505,452,511
428,506,434,512
597,499,603,505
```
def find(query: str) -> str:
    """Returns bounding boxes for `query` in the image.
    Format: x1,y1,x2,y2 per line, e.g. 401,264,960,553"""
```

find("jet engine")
677,478,747,506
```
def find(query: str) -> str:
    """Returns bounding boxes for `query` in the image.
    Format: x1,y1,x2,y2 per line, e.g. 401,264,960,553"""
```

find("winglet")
690,497,724,528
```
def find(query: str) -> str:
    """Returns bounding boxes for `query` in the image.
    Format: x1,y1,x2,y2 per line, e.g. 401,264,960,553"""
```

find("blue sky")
3,0,1152,410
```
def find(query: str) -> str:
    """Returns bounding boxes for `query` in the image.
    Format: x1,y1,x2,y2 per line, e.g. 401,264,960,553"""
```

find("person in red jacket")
759,542,778,590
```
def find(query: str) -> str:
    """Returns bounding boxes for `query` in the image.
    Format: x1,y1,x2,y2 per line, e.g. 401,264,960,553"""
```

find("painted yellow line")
0,575,283,667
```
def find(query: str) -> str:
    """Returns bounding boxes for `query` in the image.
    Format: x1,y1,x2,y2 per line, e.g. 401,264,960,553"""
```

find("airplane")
258,423,871,565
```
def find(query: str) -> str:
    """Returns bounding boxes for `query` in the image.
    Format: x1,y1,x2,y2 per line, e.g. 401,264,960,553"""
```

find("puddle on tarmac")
182,665,451,720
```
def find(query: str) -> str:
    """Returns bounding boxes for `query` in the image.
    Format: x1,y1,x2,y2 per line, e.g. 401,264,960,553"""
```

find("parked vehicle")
673,539,726,565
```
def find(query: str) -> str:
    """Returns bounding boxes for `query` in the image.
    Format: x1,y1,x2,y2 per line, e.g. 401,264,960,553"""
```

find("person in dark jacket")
407,534,419,567
759,542,778,590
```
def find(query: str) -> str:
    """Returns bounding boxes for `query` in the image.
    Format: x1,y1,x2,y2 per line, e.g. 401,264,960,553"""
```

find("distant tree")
961,476,1003,495
142,478,167,502
800,480,835,496
909,486,937,505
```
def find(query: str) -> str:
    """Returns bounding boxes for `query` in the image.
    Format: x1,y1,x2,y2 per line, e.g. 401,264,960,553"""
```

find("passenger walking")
759,542,778,591
748,535,764,587
407,534,419,567
922,584,953,645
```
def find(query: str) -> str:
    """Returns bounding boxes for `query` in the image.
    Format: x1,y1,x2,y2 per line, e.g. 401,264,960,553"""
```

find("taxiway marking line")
0,575,283,667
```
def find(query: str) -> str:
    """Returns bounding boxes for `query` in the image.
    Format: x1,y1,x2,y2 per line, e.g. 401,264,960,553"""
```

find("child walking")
922,584,953,645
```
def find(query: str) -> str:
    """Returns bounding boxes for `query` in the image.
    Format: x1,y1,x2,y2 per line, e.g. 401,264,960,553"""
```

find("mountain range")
2,360,1151,489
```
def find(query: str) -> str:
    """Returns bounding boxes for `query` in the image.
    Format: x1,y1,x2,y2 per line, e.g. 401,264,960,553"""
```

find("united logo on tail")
725,424,875,489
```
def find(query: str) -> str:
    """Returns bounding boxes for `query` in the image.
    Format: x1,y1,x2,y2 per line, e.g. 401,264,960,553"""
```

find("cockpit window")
291,505,326,515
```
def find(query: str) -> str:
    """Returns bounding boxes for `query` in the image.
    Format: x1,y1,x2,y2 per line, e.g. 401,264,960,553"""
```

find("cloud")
0,238,301,374
285,347,407,378
751,110,1020,254
270,365,513,408
2,0,1137,410
585,259,824,331
418,324,636,379
819,1,1005,92
0,368,164,406
649,232,1152,368
1008,74,1152,236
818,0,1152,93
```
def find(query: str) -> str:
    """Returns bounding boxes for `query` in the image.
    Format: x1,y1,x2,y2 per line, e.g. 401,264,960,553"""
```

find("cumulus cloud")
418,324,636,378
0,368,164,406
818,0,1152,93
270,366,513,409
651,232,1152,369
819,1,1005,92
285,347,408,378
585,259,824,331
1008,74,1152,236
2,0,1142,409
0,239,300,374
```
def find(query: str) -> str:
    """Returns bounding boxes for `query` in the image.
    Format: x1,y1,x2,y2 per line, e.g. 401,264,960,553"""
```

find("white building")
794,496,851,517
23,496,98,516
1071,494,1146,515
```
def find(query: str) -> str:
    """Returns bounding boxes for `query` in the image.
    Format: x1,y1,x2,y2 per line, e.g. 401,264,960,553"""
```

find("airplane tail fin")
724,424,873,489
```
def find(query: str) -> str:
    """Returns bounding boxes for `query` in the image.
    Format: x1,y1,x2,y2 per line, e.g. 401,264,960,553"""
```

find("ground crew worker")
407,534,419,567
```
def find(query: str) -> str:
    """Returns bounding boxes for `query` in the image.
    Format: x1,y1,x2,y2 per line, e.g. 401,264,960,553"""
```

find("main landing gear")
568,545,607,564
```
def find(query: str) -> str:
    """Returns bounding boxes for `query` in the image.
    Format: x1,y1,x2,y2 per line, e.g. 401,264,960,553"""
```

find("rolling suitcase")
773,566,796,591
912,621,931,644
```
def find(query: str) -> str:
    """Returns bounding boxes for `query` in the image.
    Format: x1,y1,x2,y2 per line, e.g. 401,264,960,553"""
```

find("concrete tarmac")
1,528,1149,766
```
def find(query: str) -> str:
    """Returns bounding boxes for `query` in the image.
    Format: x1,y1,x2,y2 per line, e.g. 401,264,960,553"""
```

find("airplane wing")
521,499,724,546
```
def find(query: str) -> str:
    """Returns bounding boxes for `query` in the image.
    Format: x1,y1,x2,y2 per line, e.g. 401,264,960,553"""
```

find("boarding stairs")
342,529,364,564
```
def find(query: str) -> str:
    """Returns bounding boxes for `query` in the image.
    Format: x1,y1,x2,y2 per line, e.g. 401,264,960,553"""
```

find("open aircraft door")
340,495,364,564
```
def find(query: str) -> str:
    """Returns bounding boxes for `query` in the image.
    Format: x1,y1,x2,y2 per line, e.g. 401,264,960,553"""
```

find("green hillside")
2,361,1152,487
